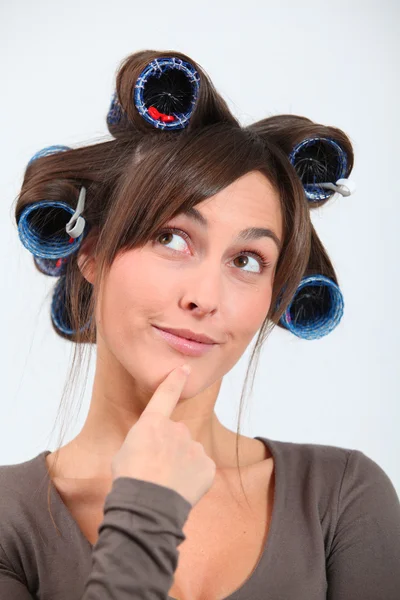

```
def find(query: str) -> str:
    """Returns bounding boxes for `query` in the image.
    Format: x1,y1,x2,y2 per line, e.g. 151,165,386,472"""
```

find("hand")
111,365,217,508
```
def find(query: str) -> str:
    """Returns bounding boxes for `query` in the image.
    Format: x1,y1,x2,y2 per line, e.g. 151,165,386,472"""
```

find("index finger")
142,364,191,418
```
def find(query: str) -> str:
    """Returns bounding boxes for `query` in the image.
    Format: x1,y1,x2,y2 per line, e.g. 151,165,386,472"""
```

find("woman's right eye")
154,227,190,253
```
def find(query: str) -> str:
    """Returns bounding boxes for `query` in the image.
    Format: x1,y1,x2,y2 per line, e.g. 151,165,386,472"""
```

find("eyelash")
153,227,272,274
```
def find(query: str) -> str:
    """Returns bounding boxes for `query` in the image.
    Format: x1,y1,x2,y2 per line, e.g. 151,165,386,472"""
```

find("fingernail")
181,364,191,375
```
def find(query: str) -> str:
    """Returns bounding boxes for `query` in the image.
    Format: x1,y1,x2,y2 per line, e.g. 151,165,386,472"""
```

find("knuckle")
192,441,204,454
141,412,162,430
174,422,189,435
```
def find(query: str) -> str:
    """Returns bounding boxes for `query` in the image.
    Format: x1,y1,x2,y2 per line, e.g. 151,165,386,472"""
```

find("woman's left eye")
153,227,271,274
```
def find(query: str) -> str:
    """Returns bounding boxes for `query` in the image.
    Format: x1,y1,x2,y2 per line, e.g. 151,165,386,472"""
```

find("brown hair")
13,49,354,530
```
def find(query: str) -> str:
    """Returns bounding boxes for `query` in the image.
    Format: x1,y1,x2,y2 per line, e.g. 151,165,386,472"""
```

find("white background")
1,0,399,495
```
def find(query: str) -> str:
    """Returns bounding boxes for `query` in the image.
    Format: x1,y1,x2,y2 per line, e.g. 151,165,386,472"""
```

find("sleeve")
0,544,35,599
81,476,193,599
326,449,400,600
1,477,192,600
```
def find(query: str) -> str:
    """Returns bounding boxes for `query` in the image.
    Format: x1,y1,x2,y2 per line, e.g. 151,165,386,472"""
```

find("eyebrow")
182,206,282,252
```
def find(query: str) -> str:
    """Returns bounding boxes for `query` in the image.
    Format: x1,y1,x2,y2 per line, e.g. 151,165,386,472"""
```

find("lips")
152,326,216,357
153,325,218,345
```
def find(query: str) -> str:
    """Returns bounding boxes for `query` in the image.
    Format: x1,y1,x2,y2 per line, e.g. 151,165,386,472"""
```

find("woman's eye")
156,229,189,253
154,228,270,274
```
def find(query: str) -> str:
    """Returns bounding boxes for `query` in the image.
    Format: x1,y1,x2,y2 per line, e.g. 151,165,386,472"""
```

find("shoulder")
262,435,353,484
0,451,49,540
262,436,400,541
260,435,399,514
0,452,49,582
0,451,48,503
263,435,396,488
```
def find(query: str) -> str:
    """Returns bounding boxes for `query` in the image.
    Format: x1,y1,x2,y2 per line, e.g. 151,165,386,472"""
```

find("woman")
1,49,399,599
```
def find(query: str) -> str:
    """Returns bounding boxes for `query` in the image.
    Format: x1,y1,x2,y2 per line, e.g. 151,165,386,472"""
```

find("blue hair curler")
279,274,344,340
106,91,123,127
34,256,69,277
289,137,351,203
18,186,87,260
27,145,71,167
107,56,200,131
51,275,92,337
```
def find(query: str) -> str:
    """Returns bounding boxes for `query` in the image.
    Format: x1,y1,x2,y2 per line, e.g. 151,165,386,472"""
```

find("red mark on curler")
148,106,175,122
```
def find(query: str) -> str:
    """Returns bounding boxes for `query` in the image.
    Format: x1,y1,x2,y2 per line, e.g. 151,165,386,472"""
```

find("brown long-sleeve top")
0,435,399,599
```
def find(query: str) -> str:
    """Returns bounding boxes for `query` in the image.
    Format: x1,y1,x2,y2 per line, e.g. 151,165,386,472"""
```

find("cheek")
229,286,272,338
96,254,172,339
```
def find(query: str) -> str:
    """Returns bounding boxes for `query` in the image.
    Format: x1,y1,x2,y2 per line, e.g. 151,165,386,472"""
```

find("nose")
181,261,222,317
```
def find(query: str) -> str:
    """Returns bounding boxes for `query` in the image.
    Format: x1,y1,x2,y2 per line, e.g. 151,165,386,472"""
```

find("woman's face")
94,171,283,397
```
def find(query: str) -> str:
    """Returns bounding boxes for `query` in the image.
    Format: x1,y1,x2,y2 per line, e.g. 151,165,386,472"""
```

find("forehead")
180,171,283,246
